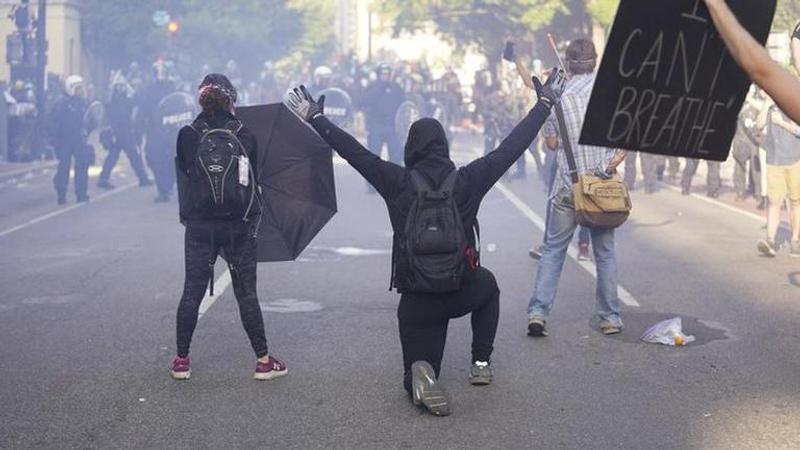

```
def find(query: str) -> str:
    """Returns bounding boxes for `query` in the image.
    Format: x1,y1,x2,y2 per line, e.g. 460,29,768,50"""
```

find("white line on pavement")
0,182,137,238
494,182,641,308
198,269,232,318
661,183,766,223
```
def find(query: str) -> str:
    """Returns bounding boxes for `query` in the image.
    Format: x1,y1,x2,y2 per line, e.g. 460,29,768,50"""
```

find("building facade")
0,0,84,83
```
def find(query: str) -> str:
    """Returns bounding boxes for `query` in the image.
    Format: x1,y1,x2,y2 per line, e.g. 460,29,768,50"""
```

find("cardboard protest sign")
579,0,777,161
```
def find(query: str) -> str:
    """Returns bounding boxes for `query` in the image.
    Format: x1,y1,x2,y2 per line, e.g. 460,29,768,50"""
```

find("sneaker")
790,241,800,258
411,361,451,416
577,243,591,261
96,180,115,190
527,316,548,337
757,240,777,258
681,186,691,196
528,245,543,260
600,322,622,335
254,356,288,381
171,356,191,380
756,197,767,210
469,361,493,386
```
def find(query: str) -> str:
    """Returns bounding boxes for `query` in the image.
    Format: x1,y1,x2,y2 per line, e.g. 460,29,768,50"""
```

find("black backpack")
189,119,258,221
398,170,471,293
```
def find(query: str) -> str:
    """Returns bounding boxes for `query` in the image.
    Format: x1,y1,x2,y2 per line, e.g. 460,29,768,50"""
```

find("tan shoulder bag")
553,102,631,229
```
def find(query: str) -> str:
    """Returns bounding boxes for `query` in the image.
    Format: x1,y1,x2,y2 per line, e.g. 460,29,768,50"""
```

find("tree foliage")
585,0,619,30
80,0,334,76
379,0,569,65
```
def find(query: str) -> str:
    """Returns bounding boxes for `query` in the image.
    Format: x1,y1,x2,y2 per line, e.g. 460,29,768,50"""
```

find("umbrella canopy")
237,103,337,262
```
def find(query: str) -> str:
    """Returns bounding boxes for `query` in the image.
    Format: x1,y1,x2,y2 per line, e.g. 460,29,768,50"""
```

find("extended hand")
532,68,567,109
286,85,326,122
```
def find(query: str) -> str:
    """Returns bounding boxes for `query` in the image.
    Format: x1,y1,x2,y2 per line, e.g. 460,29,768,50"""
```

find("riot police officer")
138,61,179,202
52,75,90,205
359,63,405,166
98,78,152,189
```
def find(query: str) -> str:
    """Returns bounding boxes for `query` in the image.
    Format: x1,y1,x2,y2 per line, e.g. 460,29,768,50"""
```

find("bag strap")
440,170,458,194
191,119,210,136
553,102,579,185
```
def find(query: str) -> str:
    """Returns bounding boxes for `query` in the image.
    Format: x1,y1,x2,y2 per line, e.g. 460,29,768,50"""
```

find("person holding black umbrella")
171,73,287,381
286,68,566,416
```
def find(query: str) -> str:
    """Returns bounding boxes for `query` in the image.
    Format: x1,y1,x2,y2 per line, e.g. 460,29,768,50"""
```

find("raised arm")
286,86,406,198
704,0,800,123
461,69,566,198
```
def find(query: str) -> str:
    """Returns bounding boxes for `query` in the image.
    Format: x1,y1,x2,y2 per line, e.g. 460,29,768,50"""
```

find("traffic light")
167,20,179,34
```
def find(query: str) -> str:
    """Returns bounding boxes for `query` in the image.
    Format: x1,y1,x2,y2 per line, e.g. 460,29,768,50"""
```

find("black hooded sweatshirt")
310,101,552,292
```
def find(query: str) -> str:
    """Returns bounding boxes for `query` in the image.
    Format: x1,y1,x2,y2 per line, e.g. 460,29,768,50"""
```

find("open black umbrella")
237,103,337,262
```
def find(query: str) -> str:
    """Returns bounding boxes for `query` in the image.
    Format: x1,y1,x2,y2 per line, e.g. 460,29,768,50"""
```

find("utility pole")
33,0,46,157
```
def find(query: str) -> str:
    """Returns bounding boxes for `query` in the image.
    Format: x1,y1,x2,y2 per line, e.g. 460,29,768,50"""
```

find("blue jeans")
527,188,623,326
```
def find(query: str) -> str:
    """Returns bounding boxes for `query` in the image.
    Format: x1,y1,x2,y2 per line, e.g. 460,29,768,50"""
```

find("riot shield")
151,91,196,148
394,100,420,143
83,101,104,164
316,87,352,128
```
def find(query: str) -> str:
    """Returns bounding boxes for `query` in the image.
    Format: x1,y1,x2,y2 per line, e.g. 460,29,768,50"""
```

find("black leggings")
398,266,500,394
176,222,268,358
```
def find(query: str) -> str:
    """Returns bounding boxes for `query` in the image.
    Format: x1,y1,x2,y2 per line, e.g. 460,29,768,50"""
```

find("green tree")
379,0,569,69
80,1,335,77
585,0,619,30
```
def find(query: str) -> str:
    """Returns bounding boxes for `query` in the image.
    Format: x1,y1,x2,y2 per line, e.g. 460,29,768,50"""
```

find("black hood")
404,118,455,188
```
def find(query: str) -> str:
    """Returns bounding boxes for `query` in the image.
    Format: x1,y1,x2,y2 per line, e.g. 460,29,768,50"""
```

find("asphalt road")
1,133,799,449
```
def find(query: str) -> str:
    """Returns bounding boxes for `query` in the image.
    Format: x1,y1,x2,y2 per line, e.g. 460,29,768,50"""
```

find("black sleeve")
794,21,800,41
310,114,407,199
460,101,552,200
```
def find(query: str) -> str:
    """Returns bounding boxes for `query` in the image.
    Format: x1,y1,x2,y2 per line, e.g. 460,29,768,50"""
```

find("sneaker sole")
411,361,451,417
757,242,776,257
527,322,548,337
254,368,288,381
602,327,622,335
469,376,492,386
171,370,191,380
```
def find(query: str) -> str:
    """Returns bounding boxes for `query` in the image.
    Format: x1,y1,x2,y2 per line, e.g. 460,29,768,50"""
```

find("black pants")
100,139,149,184
367,128,402,165
176,222,268,358
53,143,91,199
398,266,500,394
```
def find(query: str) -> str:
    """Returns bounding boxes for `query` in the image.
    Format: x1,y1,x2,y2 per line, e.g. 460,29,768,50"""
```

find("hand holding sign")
579,0,777,161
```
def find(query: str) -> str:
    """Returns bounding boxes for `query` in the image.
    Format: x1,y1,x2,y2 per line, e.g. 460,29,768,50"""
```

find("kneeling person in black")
286,70,565,416
172,73,286,381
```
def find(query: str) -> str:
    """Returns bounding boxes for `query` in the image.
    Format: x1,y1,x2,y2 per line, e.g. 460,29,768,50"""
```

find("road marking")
661,183,766,223
494,182,641,308
0,161,57,179
198,269,232,318
0,182,137,238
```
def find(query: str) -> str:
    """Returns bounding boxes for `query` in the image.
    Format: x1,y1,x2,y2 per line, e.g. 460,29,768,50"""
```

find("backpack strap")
223,119,243,135
191,119,211,136
439,170,458,194
410,170,431,200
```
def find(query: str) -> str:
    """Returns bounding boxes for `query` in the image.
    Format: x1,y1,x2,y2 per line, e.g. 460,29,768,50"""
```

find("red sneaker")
171,356,191,380
254,356,288,381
